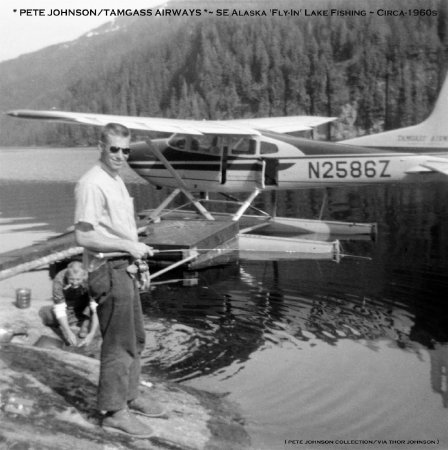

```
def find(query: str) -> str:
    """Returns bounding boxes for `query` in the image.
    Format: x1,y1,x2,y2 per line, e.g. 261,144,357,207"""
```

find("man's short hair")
101,123,131,144
66,260,86,277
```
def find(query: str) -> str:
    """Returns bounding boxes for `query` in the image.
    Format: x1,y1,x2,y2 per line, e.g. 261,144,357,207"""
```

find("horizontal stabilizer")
420,158,448,176
404,156,448,175
405,166,434,174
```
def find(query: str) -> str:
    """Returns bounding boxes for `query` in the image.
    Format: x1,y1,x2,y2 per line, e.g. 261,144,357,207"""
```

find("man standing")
75,123,164,438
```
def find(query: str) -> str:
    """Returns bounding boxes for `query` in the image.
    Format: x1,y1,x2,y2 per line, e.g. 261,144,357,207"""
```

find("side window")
193,135,221,155
260,141,278,155
231,138,256,155
191,139,199,151
168,134,222,155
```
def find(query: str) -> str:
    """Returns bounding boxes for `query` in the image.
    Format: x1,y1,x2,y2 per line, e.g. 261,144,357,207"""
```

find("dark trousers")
89,259,146,412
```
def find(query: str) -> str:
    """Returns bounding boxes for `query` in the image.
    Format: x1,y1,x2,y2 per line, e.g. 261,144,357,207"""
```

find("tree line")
4,0,448,145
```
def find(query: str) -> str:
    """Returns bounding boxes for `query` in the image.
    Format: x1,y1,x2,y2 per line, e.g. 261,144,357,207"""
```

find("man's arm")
52,303,78,346
52,271,78,346
75,222,153,259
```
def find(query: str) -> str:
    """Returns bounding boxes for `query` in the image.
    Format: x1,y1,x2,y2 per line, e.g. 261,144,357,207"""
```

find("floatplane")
6,74,448,270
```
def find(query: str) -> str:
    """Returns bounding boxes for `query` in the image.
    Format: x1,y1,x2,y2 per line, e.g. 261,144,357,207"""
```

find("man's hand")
126,242,154,259
78,332,95,348
63,329,78,346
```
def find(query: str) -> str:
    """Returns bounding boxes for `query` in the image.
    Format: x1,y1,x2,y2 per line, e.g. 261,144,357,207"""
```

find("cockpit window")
191,135,220,155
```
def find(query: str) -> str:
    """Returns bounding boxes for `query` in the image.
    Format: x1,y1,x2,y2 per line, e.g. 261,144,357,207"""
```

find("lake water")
1,147,448,449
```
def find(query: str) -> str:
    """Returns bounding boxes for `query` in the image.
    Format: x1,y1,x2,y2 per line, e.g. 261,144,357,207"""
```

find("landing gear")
150,147,214,221
148,143,268,222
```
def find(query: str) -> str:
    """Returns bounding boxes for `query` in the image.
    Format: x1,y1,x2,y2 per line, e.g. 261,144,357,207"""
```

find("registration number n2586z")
308,160,391,179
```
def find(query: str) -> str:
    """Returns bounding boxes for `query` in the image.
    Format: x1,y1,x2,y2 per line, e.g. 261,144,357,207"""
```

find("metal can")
15,288,31,309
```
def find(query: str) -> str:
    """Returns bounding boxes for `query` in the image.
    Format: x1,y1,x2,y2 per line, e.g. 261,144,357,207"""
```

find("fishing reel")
126,259,151,291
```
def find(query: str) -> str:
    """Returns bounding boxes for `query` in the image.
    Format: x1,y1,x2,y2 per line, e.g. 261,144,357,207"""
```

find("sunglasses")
109,146,131,155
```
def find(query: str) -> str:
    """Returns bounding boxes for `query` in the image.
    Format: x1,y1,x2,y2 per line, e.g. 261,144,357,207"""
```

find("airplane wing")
225,116,336,133
7,109,335,136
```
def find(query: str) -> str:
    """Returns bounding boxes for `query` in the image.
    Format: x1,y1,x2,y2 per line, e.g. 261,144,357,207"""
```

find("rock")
0,321,29,344
34,335,64,349
0,344,250,449
0,328,13,343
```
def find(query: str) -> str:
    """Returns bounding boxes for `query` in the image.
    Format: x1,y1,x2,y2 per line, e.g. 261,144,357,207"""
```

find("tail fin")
340,74,448,152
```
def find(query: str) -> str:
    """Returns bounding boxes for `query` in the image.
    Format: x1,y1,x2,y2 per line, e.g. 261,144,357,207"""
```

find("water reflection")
140,263,266,381
139,256,430,384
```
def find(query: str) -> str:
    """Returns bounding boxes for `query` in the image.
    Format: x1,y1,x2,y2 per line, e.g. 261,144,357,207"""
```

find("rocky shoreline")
0,271,250,449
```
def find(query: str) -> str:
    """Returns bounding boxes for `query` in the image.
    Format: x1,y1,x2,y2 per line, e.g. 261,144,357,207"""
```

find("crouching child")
41,261,99,347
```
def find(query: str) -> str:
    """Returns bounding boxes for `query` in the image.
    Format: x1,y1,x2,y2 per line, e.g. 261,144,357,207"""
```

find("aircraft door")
222,137,266,190
255,159,265,189
220,146,228,184
264,158,279,186
255,158,278,188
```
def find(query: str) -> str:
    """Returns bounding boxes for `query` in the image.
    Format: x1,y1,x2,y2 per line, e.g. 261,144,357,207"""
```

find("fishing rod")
95,248,372,286
154,248,371,259
95,247,372,261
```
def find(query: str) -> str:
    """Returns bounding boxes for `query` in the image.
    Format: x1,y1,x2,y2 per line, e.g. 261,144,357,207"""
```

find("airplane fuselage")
128,132,448,192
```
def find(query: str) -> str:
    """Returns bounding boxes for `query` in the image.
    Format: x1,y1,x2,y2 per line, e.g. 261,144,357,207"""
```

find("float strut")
319,189,328,220
148,188,181,222
232,189,261,221
151,146,215,220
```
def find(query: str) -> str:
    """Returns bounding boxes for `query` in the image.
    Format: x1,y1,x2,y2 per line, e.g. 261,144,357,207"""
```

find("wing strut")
150,145,215,221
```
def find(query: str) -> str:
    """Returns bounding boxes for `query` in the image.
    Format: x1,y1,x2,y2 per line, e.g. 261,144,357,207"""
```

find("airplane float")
7,74,448,265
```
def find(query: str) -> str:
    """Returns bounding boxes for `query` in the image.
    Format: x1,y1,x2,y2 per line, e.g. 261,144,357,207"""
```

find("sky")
0,0,164,62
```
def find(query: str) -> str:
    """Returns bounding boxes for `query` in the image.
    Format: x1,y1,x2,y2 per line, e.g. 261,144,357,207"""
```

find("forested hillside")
1,0,447,145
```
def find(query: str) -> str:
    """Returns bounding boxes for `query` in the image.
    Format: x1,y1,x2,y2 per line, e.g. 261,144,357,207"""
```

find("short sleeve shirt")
74,162,138,270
